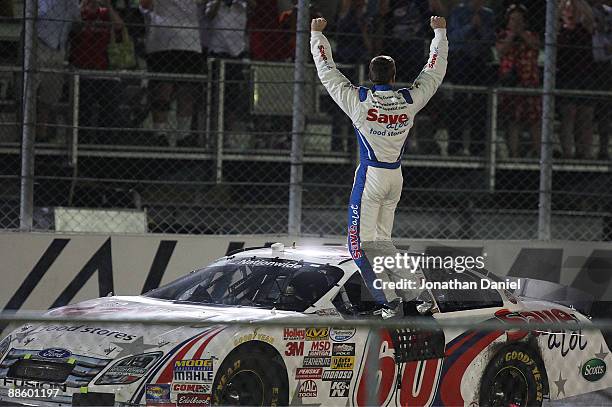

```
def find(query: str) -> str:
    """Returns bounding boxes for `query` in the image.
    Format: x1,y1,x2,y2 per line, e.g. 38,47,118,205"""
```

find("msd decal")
366,109,409,125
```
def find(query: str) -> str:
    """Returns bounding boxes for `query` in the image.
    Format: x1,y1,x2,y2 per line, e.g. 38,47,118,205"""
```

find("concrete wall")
1,232,611,311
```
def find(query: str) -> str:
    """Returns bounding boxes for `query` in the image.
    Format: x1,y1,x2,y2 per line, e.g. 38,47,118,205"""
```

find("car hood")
3,296,303,360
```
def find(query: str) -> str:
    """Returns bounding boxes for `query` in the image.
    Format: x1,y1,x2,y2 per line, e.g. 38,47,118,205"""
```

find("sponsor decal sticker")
234,332,274,347
295,368,323,380
284,328,305,341
330,381,350,397
176,393,211,406
298,380,318,398
106,365,147,376
145,384,171,404
174,358,215,382
332,343,355,356
38,348,72,359
582,358,606,382
330,328,356,342
175,359,213,371
302,357,331,367
172,383,211,394
322,370,353,381
32,325,136,341
331,356,354,370
305,328,329,341
285,342,304,356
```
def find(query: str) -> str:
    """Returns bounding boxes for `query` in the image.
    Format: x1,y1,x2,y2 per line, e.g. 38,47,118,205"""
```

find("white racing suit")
311,28,448,305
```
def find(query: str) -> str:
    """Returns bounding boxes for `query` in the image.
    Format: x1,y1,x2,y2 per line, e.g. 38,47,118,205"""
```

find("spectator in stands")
328,0,371,152
447,0,496,156
140,0,202,147
206,0,254,140
383,0,447,82
279,1,322,61
249,0,292,61
557,0,595,159
496,4,541,158
70,0,124,144
591,0,611,160
30,0,80,142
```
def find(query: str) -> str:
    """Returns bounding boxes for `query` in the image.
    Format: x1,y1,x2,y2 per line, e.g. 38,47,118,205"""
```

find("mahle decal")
582,358,606,382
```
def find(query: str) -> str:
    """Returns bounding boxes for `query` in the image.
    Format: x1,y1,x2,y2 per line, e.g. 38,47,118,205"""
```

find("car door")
332,273,446,407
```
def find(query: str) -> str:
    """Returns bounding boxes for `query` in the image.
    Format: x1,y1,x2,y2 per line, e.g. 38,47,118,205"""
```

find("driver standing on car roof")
311,16,448,318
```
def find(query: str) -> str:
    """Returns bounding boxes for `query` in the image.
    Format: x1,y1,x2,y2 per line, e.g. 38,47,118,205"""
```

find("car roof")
229,244,353,266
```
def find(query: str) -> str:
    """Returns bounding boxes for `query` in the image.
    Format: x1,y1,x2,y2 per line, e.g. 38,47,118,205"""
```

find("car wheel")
479,345,545,407
213,348,288,406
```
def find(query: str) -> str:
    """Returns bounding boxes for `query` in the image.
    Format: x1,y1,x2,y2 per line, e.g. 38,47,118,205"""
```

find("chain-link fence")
0,0,610,239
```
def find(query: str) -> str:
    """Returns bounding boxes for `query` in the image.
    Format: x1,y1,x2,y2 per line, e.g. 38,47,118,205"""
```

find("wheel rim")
220,369,265,406
487,366,529,407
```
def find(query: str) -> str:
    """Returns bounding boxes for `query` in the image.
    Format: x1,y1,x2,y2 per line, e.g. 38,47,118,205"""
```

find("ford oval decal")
38,348,72,359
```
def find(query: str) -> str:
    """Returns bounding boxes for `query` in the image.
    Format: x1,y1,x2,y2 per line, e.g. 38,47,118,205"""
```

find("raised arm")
407,16,448,113
310,18,361,123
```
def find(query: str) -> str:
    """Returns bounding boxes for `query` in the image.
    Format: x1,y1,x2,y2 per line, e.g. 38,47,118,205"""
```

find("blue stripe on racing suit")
347,164,388,304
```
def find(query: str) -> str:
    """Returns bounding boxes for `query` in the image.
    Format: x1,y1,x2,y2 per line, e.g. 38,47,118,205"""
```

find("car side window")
424,269,503,313
332,273,379,315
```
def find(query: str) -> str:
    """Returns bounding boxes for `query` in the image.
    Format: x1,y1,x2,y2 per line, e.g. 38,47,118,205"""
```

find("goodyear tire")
213,347,288,406
479,345,545,407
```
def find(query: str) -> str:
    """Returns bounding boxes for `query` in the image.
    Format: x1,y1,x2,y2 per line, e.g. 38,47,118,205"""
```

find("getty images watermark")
371,253,521,291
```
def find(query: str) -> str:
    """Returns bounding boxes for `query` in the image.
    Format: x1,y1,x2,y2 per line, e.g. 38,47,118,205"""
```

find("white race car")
0,244,610,406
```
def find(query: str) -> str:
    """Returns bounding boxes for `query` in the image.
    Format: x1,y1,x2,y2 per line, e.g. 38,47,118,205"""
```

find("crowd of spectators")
2,0,611,159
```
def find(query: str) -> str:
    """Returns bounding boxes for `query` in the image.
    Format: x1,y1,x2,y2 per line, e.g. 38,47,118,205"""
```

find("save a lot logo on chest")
582,358,606,382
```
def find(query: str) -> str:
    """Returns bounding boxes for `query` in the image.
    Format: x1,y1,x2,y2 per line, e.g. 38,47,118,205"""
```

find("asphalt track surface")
546,389,612,406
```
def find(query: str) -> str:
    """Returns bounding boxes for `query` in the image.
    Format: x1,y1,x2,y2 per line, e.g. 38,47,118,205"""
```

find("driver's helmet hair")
287,270,329,304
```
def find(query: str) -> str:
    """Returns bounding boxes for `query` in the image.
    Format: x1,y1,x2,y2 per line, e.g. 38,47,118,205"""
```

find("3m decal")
329,381,350,397
298,380,318,398
285,342,304,357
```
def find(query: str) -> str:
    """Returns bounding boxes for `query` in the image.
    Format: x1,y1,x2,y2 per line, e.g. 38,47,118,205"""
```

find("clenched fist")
311,17,327,32
430,16,446,29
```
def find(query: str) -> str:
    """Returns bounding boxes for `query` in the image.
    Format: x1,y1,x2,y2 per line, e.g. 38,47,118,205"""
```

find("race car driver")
311,16,448,315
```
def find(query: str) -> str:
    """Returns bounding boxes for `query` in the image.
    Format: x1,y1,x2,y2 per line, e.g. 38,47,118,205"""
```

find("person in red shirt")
496,4,541,158
70,0,125,144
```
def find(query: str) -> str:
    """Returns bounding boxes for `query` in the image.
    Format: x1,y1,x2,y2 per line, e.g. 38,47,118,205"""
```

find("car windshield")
144,257,344,312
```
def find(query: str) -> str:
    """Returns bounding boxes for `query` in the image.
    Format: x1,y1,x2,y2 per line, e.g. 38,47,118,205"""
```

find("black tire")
479,345,546,407
212,347,288,406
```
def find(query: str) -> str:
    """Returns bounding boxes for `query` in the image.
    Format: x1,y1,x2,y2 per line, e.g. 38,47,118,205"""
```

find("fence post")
288,0,308,236
486,88,498,192
538,0,558,240
19,0,37,231
216,60,225,184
